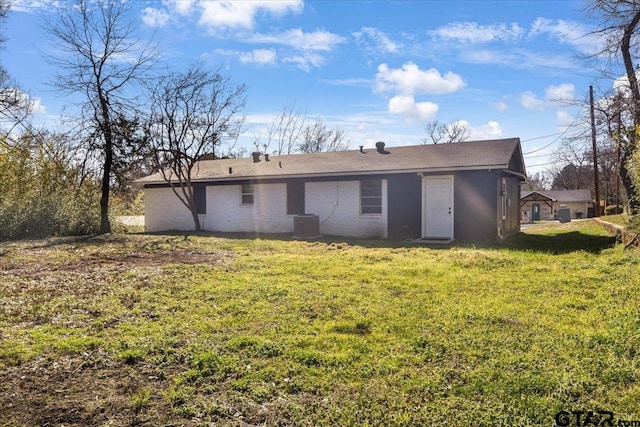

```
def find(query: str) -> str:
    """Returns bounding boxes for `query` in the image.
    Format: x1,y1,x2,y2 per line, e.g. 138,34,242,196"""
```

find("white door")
422,176,454,240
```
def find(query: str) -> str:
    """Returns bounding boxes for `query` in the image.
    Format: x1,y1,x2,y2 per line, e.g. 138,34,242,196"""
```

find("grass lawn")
1,220,639,426
599,214,629,228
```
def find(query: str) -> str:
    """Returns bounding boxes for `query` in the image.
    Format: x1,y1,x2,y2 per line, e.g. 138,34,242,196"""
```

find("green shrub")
0,134,101,240
604,205,624,215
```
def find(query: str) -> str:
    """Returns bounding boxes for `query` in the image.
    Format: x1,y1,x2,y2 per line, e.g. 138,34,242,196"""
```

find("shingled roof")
139,138,526,185
521,189,592,203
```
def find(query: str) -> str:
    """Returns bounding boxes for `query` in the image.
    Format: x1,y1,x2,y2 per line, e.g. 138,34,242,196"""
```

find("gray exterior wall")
453,170,498,241
386,170,522,242
145,169,522,242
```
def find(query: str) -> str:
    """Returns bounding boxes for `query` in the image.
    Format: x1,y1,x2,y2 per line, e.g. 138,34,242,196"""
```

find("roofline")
139,163,517,185
522,191,557,201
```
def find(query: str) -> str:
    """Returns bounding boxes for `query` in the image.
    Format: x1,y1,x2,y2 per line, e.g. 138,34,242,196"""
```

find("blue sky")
4,0,607,175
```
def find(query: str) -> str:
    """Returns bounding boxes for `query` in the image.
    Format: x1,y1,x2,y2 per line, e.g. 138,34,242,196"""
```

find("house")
138,138,527,242
520,189,593,223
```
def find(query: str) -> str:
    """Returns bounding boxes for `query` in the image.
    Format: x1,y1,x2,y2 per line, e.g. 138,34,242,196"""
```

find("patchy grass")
1,221,639,426
600,214,629,228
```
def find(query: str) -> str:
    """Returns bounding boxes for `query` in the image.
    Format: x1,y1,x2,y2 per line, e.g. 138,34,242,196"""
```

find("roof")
521,189,592,203
138,138,526,185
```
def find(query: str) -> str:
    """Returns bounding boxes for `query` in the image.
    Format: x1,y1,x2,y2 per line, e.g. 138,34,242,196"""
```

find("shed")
520,189,593,223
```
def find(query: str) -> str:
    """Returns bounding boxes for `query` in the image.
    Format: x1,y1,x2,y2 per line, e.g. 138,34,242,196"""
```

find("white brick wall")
206,183,292,233
144,187,196,232
144,179,388,238
305,180,387,238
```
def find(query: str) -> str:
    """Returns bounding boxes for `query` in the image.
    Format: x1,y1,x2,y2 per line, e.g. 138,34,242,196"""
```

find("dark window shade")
361,179,382,214
287,181,305,215
194,184,206,214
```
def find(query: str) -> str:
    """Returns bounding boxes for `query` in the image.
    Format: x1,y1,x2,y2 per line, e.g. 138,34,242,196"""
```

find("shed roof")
521,189,592,203
139,138,526,185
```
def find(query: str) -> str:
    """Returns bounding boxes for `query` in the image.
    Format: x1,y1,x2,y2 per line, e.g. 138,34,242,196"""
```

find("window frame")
241,183,254,205
360,179,382,215
287,181,305,215
501,177,507,220
194,183,206,215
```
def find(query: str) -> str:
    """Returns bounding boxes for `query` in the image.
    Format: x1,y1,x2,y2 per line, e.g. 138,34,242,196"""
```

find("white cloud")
197,0,303,31
492,100,509,111
283,52,325,72
556,110,574,128
142,7,170,28
468,120,504,140
520,91,545,111
611,73,640,96
29,96,47,115
529,18,599,55
545,83,575,102
375,62,465,96
388,95,438,121
429,22,525,43
0,88,46,116
248,29,345,51
6,0,57,13
240,49,277,65
213,48,277,66
352,27,401,53
171,0,197,16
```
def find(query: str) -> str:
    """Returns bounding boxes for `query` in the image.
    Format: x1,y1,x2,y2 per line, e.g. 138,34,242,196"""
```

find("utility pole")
615,93,622,214
590,85,601,217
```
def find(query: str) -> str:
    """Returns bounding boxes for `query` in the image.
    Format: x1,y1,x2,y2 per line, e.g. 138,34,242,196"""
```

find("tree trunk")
620,9,640,215
190,208,202,232
99,133,112,234
620,149,639,213
99,91,113,234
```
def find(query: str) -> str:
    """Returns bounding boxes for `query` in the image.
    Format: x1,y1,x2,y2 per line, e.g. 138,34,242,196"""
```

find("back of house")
138,138,527,242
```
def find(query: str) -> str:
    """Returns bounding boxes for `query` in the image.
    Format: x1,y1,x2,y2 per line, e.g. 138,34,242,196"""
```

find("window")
194,184,206,214
287,181,305,215
361,179,382,214
501,178,507,220
241,183,254,205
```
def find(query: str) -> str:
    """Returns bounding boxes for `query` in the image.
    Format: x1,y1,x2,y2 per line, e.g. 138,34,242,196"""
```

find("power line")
524,151,557,160
522,106,586,156
521,132,565,142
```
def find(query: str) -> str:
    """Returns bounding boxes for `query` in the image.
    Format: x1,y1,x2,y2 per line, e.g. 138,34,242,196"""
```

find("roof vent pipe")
251,152,261,163
375,141,389,154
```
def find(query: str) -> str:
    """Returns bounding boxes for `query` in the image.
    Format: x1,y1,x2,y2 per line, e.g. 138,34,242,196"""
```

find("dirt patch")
0,234,235,426
0,350,178,426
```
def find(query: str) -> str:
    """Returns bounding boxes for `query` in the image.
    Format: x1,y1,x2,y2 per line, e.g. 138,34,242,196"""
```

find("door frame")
421,175,454,241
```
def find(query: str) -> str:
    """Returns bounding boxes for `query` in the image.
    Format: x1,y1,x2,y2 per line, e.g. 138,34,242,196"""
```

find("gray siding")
387,174,422,240
453,170,499,241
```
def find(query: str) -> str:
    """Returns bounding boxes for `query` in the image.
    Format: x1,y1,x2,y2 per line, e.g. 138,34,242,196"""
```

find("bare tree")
586,0,640,215
422,119,470,144
254,104,307,155
148,63,246,231
522,171,551,191
298,118,348,153
42,0,158,233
